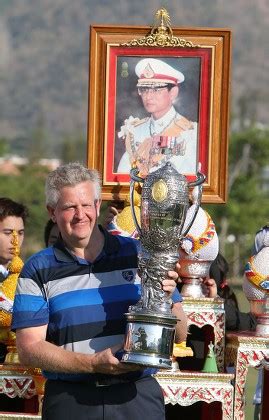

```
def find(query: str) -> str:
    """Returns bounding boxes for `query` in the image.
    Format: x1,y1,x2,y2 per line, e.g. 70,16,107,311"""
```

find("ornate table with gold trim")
155,371,234,420
0,366,36,400
0,365,41,419
1,368,234,419
226,332,269,420
182,297,225,370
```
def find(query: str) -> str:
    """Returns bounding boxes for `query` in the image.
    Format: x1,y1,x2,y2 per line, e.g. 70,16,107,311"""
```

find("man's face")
138,85,179,120
0,216,25,267
47,181,101,248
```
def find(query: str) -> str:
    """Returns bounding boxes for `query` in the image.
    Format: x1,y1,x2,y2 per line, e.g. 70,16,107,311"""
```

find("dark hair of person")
0,197,28,223
44,219,57,247
209,253,239,309
166,83,177,91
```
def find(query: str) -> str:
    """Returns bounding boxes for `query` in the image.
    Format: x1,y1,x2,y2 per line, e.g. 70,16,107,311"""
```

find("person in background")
0,197,28,363
43,219,59,247
209,253,257,331
12,162,185,420
0,198,27,278
0,198,29,413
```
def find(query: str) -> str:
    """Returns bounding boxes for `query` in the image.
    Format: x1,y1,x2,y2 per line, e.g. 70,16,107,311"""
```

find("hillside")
0,0,269,157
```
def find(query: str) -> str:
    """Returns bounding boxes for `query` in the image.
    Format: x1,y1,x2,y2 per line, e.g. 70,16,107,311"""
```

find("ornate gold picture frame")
87,9,232,203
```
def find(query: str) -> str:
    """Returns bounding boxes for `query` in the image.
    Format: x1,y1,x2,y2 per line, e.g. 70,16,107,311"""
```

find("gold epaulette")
174,115,194,131
131,117,149,127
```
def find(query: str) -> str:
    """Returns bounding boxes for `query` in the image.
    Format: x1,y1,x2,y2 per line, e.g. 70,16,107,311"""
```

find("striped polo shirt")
12,227,181,381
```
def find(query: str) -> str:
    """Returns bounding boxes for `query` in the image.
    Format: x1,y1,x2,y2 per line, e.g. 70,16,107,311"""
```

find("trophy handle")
130,168,144,236
188,172,206,188
181,172,206,237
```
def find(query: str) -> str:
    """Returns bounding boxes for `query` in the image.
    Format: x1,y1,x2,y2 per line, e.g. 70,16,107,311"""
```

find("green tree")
0,137,9,156
61,133,86,164
27,115,49,163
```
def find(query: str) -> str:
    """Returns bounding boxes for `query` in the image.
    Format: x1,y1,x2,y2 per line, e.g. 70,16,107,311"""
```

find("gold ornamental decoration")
152,179,168,202
0,230,23,364
0,230,23,327
122,8,198,48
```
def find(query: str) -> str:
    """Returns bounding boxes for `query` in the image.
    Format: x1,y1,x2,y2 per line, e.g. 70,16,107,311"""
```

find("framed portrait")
87,21,231,203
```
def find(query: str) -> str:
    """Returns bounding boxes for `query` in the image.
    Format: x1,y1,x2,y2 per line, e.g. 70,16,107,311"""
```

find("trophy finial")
151,7,173,41
122,7,197,48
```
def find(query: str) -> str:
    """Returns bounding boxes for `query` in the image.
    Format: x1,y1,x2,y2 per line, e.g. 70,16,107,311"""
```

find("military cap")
135,58,185,88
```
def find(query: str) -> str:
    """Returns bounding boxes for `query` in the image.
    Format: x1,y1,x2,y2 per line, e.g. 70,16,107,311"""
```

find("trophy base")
120,312,177,369
121,351,172,369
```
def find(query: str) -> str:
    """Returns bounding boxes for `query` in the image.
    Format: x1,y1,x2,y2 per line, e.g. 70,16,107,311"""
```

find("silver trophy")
120,162,205,368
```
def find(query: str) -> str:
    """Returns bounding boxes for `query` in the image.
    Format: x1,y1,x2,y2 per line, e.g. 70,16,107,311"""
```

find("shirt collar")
0,264,9,276
53,225,121,263
150,106,176,133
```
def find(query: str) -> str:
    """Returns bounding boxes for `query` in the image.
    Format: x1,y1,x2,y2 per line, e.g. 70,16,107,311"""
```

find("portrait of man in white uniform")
115,57,200,177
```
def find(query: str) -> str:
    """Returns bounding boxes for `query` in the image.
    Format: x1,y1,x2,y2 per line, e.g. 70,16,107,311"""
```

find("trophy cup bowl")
244,247,269,336
120,162,205,368
178,255,213,298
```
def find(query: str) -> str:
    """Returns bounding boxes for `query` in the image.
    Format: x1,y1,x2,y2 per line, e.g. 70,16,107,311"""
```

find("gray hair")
45,162,101,207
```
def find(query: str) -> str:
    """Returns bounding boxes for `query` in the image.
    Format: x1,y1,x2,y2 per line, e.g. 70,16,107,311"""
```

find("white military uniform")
117,106,197,176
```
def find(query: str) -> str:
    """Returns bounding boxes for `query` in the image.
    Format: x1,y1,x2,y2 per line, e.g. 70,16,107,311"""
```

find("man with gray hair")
12,162,185,420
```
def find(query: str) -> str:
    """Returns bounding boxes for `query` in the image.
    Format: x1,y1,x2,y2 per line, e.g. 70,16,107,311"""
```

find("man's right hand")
91,345,141,375
202,278,218,298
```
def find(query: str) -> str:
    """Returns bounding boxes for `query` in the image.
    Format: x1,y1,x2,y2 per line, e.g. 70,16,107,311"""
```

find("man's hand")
202,277,218,298
16,327,140,375
162,262,181,296
91,345,141,375
103,206,118,229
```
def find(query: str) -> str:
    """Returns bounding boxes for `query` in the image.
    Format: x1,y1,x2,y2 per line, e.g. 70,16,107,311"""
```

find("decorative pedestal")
0,366,36,400
226,332,269,420
1,368,235,419
0,365,41,419
155,371,234,420
182,297,225,370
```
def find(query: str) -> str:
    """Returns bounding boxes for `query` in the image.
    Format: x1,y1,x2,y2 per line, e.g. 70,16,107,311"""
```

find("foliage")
0,138,10,156
61,133,87,164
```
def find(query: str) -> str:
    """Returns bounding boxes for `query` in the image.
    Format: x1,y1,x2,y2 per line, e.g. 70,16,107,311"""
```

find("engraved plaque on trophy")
120,162,205,368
